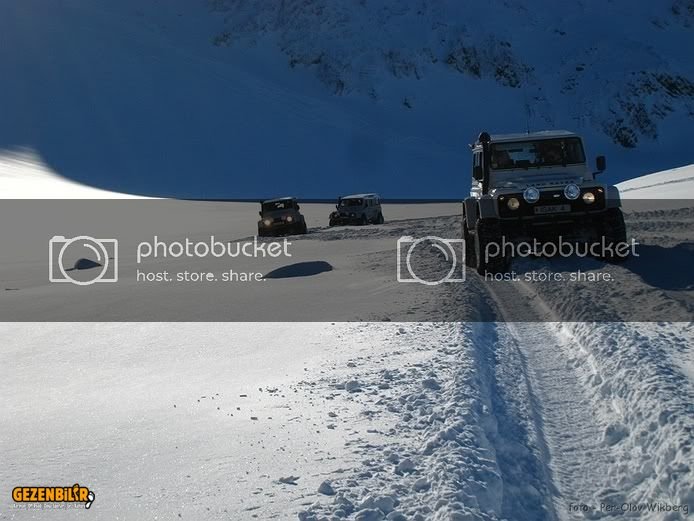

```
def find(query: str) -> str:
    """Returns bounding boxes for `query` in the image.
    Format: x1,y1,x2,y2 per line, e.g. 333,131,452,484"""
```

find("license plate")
534,204,571,215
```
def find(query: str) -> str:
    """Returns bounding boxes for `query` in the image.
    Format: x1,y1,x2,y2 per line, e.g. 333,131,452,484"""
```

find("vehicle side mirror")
473,165,484,181
595,155,606,173
296,204,301,210
258,211,262,217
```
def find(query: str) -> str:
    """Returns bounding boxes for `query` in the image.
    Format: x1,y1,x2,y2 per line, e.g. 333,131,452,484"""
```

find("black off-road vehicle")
258,197,308,237
462,131,627,274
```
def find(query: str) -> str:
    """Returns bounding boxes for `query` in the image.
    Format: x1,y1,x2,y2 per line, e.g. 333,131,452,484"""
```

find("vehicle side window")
473,152,481,176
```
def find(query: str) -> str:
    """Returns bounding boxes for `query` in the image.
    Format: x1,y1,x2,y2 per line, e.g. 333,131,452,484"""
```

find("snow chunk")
603,423,630,446
318,480,336,496
355,508,384,521
344,380,362,393
412,477,430,492
395,458,415,474
422,377,441,390
373,496,396,514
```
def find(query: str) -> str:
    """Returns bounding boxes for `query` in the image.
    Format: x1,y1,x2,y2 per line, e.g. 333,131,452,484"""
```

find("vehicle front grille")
498,188,605,218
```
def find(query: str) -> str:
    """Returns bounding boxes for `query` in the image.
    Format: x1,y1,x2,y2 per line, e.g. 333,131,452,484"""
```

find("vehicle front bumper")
497,209,612,242
258,221,297,233
330,213,362,225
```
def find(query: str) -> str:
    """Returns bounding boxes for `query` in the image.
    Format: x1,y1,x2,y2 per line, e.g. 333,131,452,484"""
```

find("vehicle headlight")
523,187,540,204
582,191,596,204
564,183,580,200
286,215,293,223
507,197,520,210
263,219,272,226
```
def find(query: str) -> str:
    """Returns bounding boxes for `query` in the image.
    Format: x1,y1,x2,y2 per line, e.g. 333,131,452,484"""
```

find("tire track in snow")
488,278,694,520
469,321,560,521
487,283,622,520
497,321,614,520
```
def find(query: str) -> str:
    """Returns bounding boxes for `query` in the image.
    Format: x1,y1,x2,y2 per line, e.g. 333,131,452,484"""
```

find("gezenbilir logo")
12,483,95,509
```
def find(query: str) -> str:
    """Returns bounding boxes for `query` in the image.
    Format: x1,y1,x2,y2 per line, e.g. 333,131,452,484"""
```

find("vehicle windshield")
339,198,364,207
262,200,293,212
490,138,585,170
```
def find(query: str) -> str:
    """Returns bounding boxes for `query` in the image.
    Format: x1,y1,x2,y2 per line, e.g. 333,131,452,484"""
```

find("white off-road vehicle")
258,197,308,237
462,130,627,274
329,193,384,226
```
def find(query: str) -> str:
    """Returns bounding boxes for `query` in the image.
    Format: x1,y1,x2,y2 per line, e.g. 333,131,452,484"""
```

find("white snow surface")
617,163,694,199
2,166,693,520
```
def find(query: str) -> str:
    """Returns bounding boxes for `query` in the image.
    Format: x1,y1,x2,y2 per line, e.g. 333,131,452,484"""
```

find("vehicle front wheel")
597,208,628,262
376,212,384,224
462,217,476,268
360,215,368,225
474,219,510,275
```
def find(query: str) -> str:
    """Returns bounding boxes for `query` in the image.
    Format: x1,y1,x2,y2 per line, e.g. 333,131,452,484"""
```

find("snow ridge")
565,322,694,514
298,322,558,521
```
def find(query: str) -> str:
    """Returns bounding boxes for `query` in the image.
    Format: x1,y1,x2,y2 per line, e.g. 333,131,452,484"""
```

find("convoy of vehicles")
257,130,628,278
329,193,384,226
257,193,385,237
462,130,627,274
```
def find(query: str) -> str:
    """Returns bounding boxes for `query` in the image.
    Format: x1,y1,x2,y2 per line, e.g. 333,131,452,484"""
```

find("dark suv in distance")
258,197,308,237
329,193,384,226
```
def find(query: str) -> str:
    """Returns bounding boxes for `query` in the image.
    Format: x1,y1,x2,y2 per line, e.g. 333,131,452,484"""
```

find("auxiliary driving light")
564,183,581,200
582,191,596,204
507,197,520,210
523,187,540,204
263,219,272,226
286,216,294,223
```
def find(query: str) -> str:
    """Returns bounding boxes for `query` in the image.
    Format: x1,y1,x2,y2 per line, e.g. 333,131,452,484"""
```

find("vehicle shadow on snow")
511,243,694,292
622,243,694,291
263,261,333,279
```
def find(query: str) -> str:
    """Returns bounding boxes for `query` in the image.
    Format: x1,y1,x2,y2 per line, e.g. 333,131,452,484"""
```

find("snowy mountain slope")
210,0,694,150
617,163,694,198
0,0,461,199
0,150,143,199
179,0,694,178
1,0,692,198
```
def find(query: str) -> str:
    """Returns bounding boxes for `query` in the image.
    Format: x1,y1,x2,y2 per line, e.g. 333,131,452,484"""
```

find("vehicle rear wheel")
474,219,510,275
360,215,368,225
299,221,308,234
